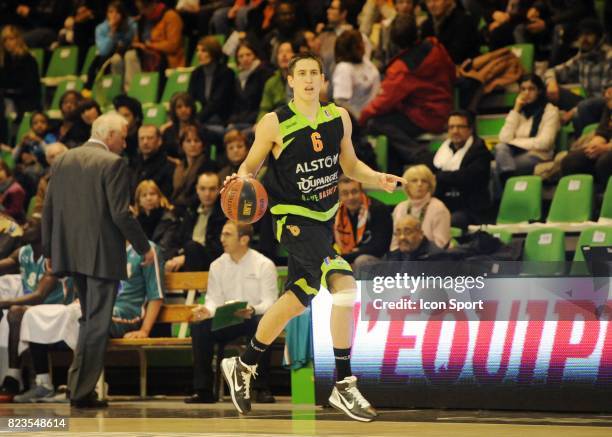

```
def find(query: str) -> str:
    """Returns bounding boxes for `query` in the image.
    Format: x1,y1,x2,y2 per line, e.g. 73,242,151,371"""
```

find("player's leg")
222,290,305,414
13,342,55,403
326,273,377,422
0,305,27,402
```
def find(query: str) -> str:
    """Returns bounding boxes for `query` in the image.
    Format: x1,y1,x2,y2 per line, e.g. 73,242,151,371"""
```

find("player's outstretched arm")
237,112,278,179
337,107,406,193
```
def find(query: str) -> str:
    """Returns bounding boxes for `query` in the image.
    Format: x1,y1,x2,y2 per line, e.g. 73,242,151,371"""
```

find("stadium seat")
476,115,506,141
599,177,612,222
366,189,407,206
582,123,600,136
93,74,122,107
0,148,15,169
367,135,388,173
80,45,98,80
161,70,191,104
30,48,44,75
522,228,566,275
48,78,84,118
496,176,542,224
508,43,534,73
487,229,512,245
572,226,612,262
128,72,160,104
547,174,593,223
142,103,168,127
15,112,32,147
42,45,79,85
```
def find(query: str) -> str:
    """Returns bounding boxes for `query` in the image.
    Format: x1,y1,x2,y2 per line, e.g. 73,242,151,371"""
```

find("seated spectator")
334,175,392,268
383,215,445,261
481,0,534,50
172,125,218,212
187,221,277,404
125,0,185,90
61,98,101,149
56,1,103,66
370,0,415,69
209,0,256,37
132,125,176,198
161,92,199,159
0,25,41,117
258,0,303,65
0,161,25,223
257,40,295,121
13,242,164,403
357,0,398,39
433,110,492,229
0,219,73,402
391,165,451,250
166,172,225,272
7,112,57,168
133,180,179,261
420,0,480,65
218,129,249,182
561,84,612,188
360,14,455,173
296,29,322,56
544,18,611,135
332,29,380,118
228,41,272,130
177,0,231,41
53,90,83,144
494,74,560,185
113,95,144,166
11,1,69,49
13,142,45,204
189,36,236,144
85,1,137,89
514,0,595,66
31,143,68,218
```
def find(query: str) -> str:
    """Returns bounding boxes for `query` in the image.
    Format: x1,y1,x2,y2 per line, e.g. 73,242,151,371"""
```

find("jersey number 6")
311,132,324,152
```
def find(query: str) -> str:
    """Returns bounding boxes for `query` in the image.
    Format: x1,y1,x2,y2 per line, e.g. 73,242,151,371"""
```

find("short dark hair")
169,91,196,125
334,29,363,64
139,124,161,138
448,109,475,128
338,174,362,188
236,222,254,240
287,52,323,76
390,14,417,49
197,35,223,63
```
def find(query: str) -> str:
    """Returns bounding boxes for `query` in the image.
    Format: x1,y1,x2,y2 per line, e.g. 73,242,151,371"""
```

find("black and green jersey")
264,101,344,221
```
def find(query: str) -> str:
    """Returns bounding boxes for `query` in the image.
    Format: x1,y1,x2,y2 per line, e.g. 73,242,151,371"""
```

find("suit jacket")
42,141,150,280
175,200,225,260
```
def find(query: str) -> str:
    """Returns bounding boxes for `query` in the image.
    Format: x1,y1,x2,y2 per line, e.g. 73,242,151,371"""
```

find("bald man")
384,216,445,261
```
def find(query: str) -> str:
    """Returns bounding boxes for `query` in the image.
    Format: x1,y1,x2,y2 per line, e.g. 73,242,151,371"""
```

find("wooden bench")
99,272,207,399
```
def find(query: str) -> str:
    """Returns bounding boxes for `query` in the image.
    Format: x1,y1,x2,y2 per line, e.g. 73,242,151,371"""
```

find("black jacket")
188,62,236,125
0,53,41,114
341,198,392,263
137,208,180,261
383,238,446,261
434,136,493,217
421,5,481,64
229,64,272,125
175,199,225,262
131,150,176,199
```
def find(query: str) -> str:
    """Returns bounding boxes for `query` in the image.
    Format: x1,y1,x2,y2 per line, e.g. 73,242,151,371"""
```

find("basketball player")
220,53,405,422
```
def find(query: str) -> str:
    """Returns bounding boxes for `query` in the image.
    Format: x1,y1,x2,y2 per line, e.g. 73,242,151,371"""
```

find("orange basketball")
221,177,268,224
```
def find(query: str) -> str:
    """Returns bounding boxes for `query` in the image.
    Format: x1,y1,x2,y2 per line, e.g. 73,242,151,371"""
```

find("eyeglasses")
448,124,469,130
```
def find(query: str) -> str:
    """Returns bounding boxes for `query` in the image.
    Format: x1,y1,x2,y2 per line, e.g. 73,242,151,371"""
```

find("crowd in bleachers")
0,0,611,402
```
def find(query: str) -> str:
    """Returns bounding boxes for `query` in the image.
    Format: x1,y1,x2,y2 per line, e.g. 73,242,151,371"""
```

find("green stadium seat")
508,43,534,73
30,48,44,75
582,123,599,136
142,104,168,127
161,70,192,104
451,227,463,238
80,45,98,79
599,177,612,222
15,112,32,147
522,227,566,275
26,196,37,219
367,135,388,172
547,174,593,223
43,45,79,85
49,78,84,118
573,226,612,262
93,74,122,107
366,189,407,206
0,149,15,170
497,176,542,224
476,115,506,140
128,72,159,104
487,229,513,245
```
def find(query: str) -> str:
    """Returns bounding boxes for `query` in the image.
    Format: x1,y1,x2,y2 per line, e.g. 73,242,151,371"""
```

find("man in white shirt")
186,221,278,404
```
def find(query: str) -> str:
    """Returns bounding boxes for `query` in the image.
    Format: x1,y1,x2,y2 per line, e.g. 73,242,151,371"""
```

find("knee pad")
331,288,357,307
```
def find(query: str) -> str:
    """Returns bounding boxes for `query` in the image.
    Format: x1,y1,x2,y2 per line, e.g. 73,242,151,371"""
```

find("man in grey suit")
42,112,155,408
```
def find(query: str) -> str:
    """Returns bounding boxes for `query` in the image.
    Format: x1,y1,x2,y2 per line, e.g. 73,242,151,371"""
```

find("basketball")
221,177,268,224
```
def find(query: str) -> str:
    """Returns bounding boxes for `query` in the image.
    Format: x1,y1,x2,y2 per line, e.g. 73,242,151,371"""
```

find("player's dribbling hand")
377,172,407,193
221,172,254,194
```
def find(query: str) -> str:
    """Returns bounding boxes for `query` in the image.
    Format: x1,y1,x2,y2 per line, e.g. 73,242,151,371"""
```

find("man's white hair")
44,142,68,157
91,111,128,141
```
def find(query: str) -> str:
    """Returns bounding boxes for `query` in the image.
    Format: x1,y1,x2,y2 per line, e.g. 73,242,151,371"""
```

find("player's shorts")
273,214,353,307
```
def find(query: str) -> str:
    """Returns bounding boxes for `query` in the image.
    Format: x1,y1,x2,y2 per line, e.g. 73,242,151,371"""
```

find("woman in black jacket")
133,179,179,261
228,40,272,130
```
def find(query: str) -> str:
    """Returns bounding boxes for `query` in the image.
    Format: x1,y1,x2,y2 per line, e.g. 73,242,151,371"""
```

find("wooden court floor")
2,398,612,436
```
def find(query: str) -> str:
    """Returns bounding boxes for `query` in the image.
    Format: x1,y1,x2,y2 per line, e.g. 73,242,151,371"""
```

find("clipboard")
211,300,248,331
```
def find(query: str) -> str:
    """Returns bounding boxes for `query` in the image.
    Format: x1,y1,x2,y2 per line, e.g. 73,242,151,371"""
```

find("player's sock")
333,347,352,381
241,337,269,366
35,373,53,390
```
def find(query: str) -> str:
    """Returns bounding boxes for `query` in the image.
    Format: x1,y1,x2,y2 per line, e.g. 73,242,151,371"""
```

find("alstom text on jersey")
295,153,339,174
